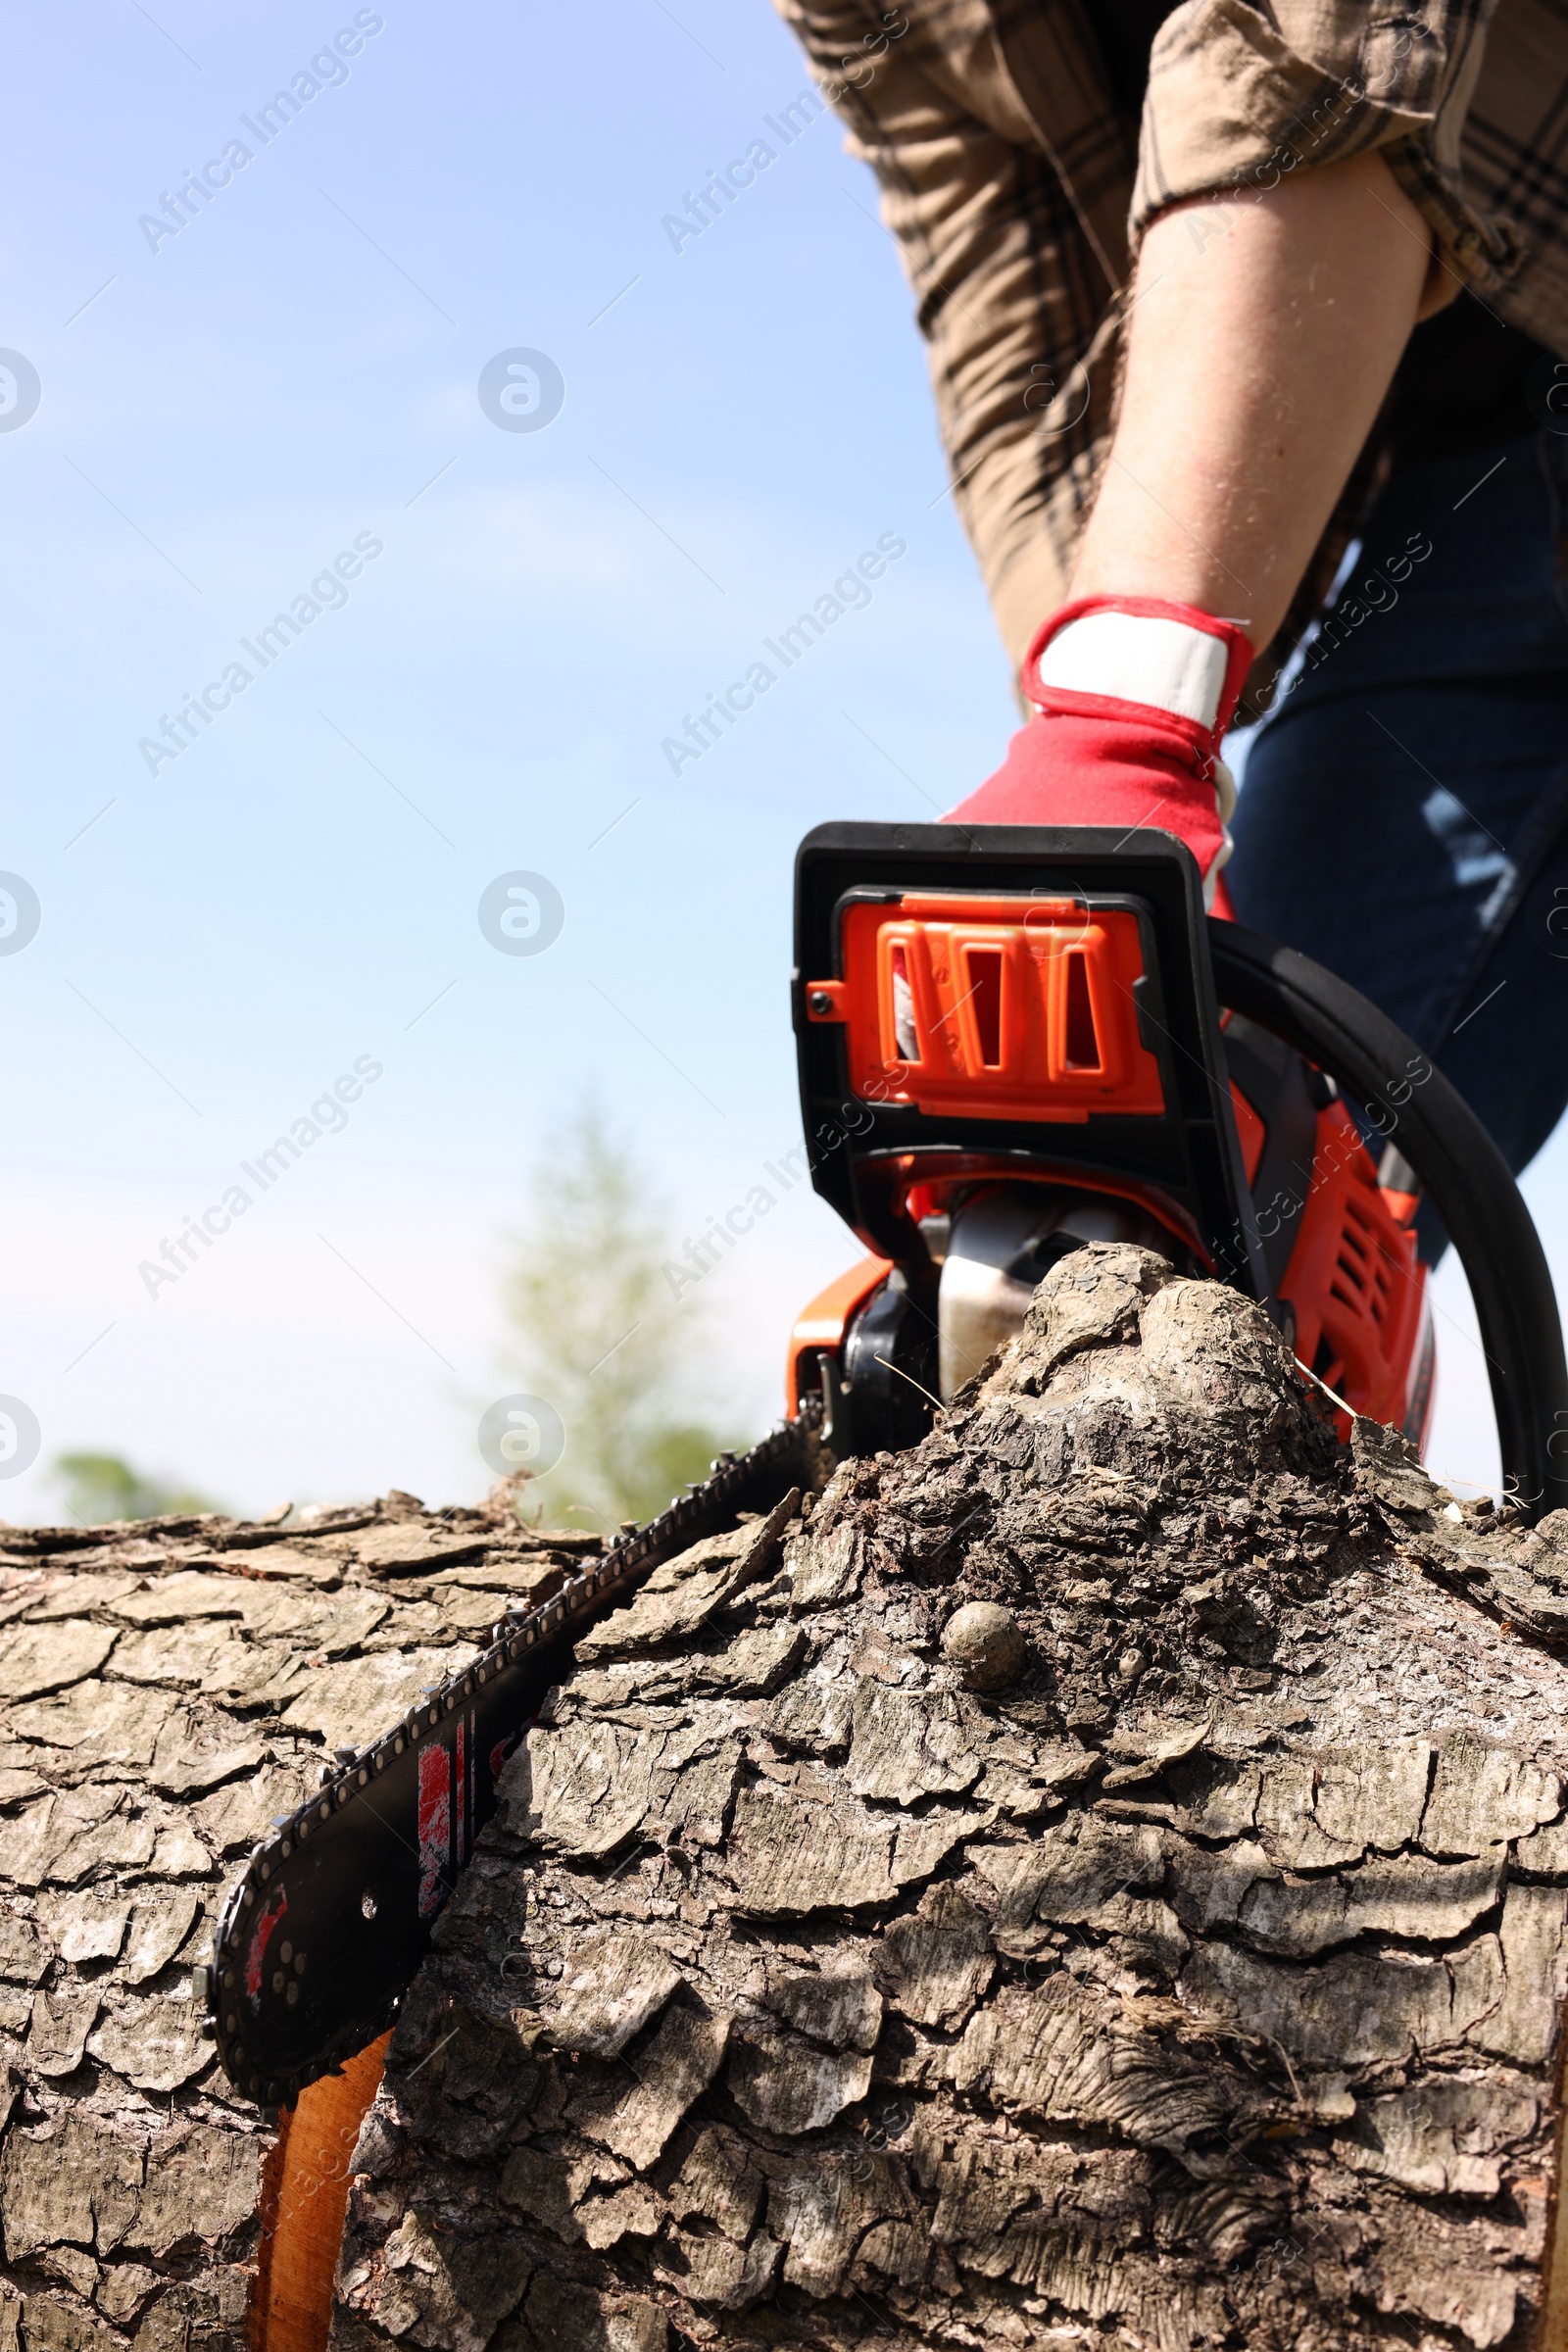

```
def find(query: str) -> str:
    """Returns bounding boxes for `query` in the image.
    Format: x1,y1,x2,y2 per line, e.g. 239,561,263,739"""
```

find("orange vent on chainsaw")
1280,1102,1427,1434
807,893,1165,1124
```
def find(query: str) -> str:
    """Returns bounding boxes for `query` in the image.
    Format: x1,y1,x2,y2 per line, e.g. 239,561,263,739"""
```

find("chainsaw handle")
1209,918,1568,1526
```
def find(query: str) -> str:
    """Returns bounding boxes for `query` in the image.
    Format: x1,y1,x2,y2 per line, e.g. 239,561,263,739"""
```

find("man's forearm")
1069,151,1434,652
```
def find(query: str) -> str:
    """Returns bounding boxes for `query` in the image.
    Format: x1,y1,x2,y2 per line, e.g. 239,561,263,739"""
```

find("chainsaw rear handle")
1209,918,1568,1525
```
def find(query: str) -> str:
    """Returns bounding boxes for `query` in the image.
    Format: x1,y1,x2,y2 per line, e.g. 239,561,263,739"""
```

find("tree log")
0,1488,579,2352
333,1247,1568,2352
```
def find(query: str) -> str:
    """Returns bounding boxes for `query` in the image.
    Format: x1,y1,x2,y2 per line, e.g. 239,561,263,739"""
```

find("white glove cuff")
1037,611,1231,729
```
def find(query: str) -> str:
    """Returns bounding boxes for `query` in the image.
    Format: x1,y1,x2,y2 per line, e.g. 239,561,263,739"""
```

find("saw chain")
200,1408,826,2108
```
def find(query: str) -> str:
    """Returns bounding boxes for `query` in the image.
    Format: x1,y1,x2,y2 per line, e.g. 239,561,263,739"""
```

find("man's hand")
944,595,1252,903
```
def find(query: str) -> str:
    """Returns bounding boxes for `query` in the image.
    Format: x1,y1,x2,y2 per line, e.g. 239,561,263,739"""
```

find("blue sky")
0,0,1553,1519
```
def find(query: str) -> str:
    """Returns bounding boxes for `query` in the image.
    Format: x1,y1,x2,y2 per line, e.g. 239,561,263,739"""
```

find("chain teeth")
206,1404,822,2103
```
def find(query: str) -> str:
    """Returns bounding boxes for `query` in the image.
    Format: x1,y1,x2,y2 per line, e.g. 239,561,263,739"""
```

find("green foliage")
501,1108,740,1531
54,1450,220,1526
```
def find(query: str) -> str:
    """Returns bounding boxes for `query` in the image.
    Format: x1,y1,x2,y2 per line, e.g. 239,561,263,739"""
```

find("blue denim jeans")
1229,427,1568,1250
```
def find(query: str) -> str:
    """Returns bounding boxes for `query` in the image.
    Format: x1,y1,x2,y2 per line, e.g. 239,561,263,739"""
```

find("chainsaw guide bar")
203,1408,826,2107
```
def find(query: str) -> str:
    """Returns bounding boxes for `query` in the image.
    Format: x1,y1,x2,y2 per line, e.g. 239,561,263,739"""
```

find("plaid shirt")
772,0,1568,707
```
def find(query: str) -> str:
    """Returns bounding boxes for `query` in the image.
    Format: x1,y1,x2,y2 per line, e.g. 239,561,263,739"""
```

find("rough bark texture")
0,1485,584,2352
334,1247,1568,2352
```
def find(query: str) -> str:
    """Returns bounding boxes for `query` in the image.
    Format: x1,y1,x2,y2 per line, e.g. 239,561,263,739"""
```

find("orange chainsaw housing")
1272,1101,1432,1441
790,886,1434,1450
807,894,1165,1123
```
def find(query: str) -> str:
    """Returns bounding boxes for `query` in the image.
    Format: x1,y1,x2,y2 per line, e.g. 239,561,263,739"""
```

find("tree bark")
0,1488,574,2352
334,1245,1568,2352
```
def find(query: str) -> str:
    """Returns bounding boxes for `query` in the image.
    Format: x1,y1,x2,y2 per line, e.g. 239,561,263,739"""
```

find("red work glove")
944,595,1254,907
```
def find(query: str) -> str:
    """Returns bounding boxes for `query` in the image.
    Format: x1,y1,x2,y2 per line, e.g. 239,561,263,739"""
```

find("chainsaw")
202,822,1568,2104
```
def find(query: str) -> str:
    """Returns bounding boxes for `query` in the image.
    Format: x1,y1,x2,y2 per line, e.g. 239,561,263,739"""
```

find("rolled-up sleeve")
1133,0,1519,293
771,0,1136,662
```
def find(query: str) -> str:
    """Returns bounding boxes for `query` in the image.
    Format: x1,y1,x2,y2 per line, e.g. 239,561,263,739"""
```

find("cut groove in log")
331,1246,1568,2352
251,2035,388,2352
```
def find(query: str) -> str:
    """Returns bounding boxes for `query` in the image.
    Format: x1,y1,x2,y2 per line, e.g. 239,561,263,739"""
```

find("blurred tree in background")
501,1108,739,1531
55,1451,219,1525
